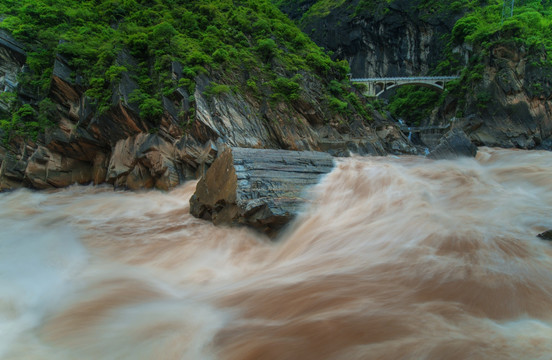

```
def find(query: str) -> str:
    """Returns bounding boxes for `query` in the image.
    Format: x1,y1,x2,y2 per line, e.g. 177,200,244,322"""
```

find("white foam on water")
0,148,551,359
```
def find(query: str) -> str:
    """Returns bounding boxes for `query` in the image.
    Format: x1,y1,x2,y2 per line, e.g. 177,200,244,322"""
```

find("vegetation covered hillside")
389,0,552,128
276,0,552,132
439,0,552,119
0,0,369,142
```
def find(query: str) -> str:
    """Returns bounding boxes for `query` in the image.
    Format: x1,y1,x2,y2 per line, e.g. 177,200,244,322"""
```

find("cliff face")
0,30,25,111
434,43,552,149
0,30,414,191
289,0,461,77
280,0,552,150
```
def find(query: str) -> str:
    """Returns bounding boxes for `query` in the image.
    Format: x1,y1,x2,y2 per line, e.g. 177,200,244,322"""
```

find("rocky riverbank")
0,27,416,191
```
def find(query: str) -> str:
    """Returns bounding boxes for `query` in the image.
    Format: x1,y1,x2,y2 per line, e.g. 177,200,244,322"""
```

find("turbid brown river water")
1,147,551,359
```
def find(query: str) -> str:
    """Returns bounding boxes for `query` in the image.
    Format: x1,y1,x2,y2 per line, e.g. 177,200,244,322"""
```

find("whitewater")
1,147,551,359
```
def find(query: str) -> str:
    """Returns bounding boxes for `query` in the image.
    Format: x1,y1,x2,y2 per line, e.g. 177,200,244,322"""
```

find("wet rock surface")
538,230,552,241
190,147,334,236
432,43,552,150
283,2,551,151
428,128,478,159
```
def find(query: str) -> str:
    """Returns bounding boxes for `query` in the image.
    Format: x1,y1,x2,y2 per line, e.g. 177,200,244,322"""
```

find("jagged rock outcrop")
427,128,477,159
0,139,29,190
106,133,216,190
0,29,26,114
190,147,334,235
0,28,416,191
288,0,462,77
25,145,93,189
538,230,552,241
190,73,408,156
432,43,552,150
0,55,216,191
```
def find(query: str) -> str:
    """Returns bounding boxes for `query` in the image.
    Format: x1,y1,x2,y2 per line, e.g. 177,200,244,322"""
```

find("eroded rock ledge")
190,147,334,236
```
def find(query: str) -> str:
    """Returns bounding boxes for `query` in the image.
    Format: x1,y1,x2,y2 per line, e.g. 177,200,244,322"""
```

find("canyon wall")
0,30,414,191
282,0,552,150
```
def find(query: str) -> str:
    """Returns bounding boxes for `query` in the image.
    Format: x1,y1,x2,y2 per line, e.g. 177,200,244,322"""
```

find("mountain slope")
277,0,552,149
0,0,413,190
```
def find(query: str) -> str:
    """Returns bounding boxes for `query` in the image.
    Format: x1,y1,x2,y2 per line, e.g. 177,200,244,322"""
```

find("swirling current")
1,147,551,359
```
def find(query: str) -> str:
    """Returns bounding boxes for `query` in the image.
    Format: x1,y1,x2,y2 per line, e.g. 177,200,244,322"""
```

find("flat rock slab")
190,147,334,236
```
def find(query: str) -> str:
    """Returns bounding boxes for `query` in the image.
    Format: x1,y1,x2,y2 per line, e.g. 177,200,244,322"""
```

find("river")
1,147,551,359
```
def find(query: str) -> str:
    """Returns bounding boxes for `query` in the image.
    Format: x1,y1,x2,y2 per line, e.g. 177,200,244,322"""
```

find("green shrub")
129,90,163,121
256,38,278,61
203,83,231,97
139,97,163,120
0,102,55,142
387,86,440,125
345,92,371,120
270,75,302,101
328,96,348,114
105,65,127,83
246,78,259,94
328,80,345,95
306,52,331,74
212,48,229,63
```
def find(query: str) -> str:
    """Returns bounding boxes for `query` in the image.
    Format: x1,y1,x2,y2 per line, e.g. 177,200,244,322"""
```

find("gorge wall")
0,29,414,191
3,0,551,193
434,42,552,149
281,0,552,150
282,0,463,77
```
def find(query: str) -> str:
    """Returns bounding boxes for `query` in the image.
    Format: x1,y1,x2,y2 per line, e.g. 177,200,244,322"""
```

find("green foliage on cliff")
279,0,552,124
451,0,552,50
401,0,552,122
388,87,441,126
0,0,366,142
440,0,552,110
283,0,477,25
0,100,55,143
302,0,347,18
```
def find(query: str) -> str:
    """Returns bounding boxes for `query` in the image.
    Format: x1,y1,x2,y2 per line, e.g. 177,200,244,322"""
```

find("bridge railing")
351,76,459,82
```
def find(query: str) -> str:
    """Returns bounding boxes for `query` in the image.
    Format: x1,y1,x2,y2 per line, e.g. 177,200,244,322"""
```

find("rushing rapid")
1,147,552,359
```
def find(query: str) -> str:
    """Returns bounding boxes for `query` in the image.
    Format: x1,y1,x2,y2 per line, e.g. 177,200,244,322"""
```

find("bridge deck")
350,76,459,97
351,76,459,82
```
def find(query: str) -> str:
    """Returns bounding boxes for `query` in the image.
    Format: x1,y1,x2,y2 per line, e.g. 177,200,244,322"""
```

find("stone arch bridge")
350,76,459,97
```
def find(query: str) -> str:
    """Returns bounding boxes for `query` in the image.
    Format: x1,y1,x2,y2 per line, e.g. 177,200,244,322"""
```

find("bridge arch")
351,76,459,97
374,81,445,97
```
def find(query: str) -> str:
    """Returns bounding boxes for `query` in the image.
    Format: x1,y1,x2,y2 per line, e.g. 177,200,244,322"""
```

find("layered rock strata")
190,147,334,235
432,43,552,150
427,128,477,159
290,0,460,78
0,29,416,191
282,1,551,150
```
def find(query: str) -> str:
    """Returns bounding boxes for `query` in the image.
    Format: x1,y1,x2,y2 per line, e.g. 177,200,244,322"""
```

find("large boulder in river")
428,128,478,159
538,230,552,241
189,147,334,236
